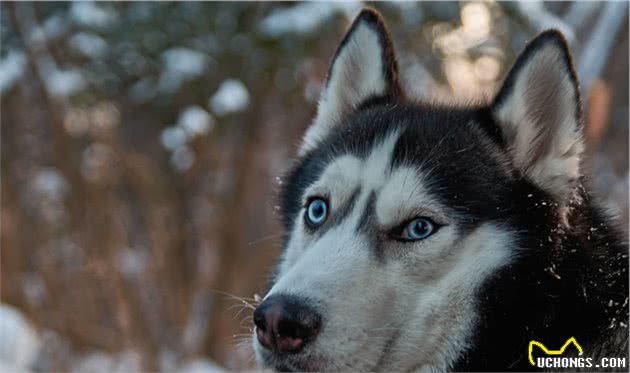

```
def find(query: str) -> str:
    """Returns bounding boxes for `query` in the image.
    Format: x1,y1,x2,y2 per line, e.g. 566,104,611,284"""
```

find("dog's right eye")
305,198,328,227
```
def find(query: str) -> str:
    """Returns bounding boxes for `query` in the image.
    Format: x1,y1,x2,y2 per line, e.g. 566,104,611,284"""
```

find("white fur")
376,166,450,228
255,132,516,371
493,42,583,200
387,224,514,371
280,132,401,273
300,22,390,156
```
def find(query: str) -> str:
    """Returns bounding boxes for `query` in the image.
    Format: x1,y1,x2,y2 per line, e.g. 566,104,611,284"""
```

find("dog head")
253,8,582,371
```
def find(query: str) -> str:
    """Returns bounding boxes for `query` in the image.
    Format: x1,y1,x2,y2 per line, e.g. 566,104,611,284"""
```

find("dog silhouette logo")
528,337,584,366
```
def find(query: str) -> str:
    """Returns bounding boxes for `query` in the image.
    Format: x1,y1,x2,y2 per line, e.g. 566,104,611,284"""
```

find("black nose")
253,294,322,353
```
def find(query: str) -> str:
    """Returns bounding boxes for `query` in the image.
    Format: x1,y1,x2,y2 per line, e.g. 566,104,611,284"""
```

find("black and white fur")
253,8,629,372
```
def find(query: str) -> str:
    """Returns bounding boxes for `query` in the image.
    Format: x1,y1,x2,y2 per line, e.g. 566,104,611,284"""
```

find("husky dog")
252,8,628,372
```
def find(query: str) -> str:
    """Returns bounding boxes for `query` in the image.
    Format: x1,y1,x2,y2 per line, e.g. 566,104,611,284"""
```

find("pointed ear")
299,8,402,155
491,30,583,201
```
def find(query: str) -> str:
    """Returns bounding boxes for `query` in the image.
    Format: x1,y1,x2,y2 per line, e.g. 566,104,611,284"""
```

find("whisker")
209,289,259,303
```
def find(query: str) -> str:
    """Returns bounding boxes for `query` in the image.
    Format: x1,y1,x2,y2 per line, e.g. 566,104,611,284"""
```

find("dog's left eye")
305,198,328,227
397,217,436,241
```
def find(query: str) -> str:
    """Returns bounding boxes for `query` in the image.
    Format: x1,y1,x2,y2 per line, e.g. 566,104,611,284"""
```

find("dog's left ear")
491,30,583,201
300,8,402,155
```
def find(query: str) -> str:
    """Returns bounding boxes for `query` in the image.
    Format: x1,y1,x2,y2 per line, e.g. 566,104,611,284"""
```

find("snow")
182,291,213,354
70,2,117,29
161,126,188,151
127,78,157,103
178,106,215,137
159,349,178,372
0,310,143,372
259,2,360,38
161,106,213,171
117,248,148,279
26,168,69,225
209,79,250,116
31,168,68,200
0,304,41,371
0,50,27,94
73,352,117,373
69,32,108,58
28,13,69,44
55,238,85,273
158,48,209,93
44,68,87,97
22,274,47,307
162,48,208,77
73,350,142,373
80,143,113,182
179,358,224,373
171,146,195,172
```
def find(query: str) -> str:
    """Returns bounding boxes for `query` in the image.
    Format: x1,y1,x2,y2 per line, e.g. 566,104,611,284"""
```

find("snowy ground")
0,304,225,372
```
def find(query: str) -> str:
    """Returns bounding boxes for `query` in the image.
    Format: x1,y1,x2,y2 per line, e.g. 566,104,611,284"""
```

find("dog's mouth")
255,327,397,372
258,347,327,372
273,360,322,372
263,355,324,372
258,342,387,372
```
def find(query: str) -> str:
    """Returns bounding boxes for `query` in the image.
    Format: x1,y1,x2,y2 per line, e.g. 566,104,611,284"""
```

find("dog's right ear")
299,8,402,156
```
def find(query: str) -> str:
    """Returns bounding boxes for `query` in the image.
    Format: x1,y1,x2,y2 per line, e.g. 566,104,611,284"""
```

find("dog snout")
253,294,321,354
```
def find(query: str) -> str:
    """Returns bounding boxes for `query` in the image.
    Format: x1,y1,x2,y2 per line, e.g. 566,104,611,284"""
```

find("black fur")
271,10,628,372
280,103,628,372
454,181,629,371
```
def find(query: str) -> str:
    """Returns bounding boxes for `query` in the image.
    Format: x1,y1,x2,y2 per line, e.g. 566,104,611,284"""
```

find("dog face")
253,9,582,371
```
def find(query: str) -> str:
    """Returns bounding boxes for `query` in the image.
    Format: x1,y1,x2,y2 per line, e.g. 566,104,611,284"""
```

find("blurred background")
1,1,628,372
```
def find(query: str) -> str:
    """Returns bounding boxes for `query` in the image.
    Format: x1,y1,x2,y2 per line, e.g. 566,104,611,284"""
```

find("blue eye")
305,198,328,227
401,218,436,241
